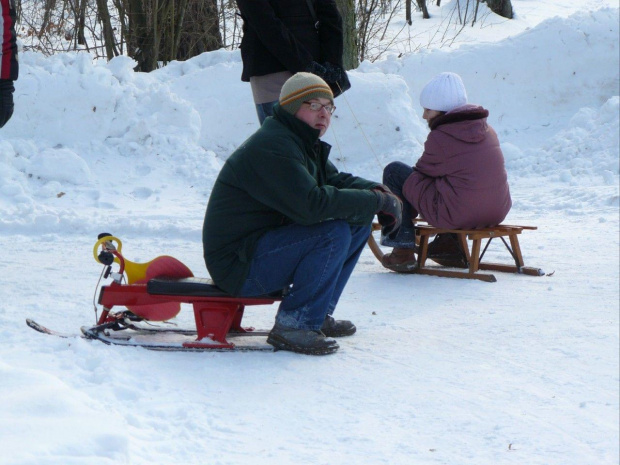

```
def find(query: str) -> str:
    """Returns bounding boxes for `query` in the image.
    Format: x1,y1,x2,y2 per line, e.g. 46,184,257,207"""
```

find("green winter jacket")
202,104,380,295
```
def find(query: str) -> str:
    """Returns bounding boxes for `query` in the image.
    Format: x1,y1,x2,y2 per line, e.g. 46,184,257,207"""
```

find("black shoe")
321,315,357,337
267,323,339,355
428,233,468,268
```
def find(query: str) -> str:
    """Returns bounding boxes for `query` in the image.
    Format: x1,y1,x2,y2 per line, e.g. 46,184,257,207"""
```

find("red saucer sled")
27,234,284,351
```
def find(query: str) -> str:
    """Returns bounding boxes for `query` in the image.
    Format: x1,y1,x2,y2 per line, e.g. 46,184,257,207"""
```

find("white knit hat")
419,72,468,112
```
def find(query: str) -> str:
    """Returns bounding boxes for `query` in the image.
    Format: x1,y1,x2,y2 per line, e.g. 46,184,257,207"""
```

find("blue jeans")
383,161,418,244
255,100,278,125
239,220,371,330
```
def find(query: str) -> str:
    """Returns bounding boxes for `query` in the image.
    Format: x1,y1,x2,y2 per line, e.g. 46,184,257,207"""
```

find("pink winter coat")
403,104,511,229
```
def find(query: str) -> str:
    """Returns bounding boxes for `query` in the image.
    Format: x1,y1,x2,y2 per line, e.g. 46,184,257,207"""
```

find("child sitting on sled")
379,72,512,272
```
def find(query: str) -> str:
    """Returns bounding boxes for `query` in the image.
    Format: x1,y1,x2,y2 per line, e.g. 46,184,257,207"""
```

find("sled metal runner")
26,234,284,352
26,318,274,352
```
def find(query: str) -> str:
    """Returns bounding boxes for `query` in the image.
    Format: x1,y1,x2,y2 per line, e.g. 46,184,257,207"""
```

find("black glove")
322,62,344,84
306,62,351,97
0,79,15,128
374,191,403,236
306,61,328,79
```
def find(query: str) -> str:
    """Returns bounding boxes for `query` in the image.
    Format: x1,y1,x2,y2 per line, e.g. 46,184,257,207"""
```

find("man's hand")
374,191,403,236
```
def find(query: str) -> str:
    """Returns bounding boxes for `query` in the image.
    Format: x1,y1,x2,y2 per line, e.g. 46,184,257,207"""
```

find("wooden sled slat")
368,221,543,282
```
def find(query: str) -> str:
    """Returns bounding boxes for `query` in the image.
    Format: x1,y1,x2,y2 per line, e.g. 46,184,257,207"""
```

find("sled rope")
328,121,347,171
335,80,384,172
92,266,106,323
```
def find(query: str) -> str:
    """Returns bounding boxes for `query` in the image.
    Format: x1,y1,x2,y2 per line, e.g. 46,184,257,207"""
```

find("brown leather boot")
381,248,417,273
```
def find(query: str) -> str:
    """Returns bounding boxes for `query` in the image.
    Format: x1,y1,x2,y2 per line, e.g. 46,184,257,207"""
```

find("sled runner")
26,233,284,351
369,221,544,283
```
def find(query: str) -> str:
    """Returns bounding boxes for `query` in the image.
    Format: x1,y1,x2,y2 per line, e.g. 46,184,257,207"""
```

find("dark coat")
403,104,512,229
236,0,344,80
203,104,379,295
1,0,18,81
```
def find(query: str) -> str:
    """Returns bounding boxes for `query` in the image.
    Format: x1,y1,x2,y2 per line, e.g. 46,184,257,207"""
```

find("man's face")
295,98,334,137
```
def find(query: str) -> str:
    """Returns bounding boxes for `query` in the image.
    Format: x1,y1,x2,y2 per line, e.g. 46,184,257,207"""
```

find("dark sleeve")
316,0,344,66
1,0,19,80
236,0,315,72
242,144,378,226
325,159,380,191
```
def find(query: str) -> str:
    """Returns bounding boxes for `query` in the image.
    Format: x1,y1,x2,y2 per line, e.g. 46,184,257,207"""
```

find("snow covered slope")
0,3,618,464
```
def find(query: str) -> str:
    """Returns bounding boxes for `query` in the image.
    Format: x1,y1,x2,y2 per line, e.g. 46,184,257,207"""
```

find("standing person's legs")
0,80,15,128
382,161,417,247
255,100,278,125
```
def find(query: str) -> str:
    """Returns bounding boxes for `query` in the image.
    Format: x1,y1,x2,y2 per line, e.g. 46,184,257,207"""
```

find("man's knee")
309,220,352,256
352,223,371,238
324,219,351,241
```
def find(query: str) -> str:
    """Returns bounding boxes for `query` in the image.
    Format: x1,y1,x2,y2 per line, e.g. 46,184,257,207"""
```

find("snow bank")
361,8,620,149
0,8,618,233
509,96,620,184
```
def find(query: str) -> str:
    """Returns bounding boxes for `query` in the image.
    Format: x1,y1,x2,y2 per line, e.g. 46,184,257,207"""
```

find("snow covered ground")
0,1,618,464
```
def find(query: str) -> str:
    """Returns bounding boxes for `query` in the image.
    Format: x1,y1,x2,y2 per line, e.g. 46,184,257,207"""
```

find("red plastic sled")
89,234,283,350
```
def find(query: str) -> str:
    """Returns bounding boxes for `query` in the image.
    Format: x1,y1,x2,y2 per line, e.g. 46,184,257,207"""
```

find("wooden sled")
368,221,544,283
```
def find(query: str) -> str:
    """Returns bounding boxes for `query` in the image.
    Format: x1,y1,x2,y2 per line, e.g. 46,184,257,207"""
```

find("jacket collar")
273,103,322,151
430,105,489,130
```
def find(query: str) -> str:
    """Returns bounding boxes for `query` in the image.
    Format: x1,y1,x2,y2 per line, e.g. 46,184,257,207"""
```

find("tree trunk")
122,0,197,72
405,0,412,25
336,0,358,70
417,0,430,19
77,0,87,45
175,0,222,60
39,0,57,39
96,0,120,60
485,0,513,19
125,0,157,71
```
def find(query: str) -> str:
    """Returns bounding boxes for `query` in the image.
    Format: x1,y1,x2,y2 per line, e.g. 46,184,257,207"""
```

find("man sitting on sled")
203,72,402,355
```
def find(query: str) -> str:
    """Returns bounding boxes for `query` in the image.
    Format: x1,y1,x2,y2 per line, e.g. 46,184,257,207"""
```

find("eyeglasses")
303,101,336,115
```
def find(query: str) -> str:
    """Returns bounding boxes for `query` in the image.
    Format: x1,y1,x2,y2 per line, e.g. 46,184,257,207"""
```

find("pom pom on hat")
280,72,334,115
419,72,468,112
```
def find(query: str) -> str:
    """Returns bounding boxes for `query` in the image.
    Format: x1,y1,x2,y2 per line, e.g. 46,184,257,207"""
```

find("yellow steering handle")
93,235,123,264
